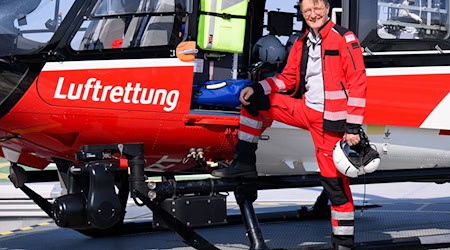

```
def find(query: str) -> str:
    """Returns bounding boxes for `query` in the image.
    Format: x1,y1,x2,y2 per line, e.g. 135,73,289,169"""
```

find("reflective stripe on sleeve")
324,111,347,121
259,80,272,95
347,114,364,124
325,90,348,100
272,77,287,92
348,97,366,107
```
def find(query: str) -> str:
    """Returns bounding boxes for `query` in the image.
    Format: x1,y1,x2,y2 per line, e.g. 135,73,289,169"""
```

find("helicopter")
0,0,449,249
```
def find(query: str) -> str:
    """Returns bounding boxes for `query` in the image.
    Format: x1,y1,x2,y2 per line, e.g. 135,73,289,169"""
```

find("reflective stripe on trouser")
237,93,354,246
238,115,265,143
331,210,354,235
322,176,354,246
238,108,273,144
238,93,315,144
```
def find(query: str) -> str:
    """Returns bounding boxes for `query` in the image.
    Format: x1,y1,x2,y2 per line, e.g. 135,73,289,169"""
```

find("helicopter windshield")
92,0,192,16
0,0,75,57
71,0,191,50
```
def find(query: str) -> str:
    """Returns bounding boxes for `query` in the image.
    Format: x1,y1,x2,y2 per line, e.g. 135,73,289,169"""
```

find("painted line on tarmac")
0,221,52,236
0,162,9,180
227,201,312,207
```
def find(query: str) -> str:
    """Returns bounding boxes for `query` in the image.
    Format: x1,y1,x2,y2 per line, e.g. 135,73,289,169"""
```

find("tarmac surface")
2,181,450,249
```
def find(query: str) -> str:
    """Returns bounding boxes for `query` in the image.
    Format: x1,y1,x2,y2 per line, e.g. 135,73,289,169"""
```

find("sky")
16,0,74,42
267,0,300,12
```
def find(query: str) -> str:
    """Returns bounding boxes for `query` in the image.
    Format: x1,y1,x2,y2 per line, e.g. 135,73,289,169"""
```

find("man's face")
301,0,330,32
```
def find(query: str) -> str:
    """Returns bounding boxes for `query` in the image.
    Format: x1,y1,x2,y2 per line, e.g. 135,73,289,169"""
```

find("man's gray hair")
299,0,330,9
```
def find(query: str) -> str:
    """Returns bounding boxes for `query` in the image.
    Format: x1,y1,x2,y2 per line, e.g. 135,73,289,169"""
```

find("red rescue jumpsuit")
239,20,367,247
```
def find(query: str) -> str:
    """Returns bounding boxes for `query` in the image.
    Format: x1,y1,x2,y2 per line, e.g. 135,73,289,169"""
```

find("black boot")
211,140,257,179
211,161,257,178
332,235,354,250
334,244,354,250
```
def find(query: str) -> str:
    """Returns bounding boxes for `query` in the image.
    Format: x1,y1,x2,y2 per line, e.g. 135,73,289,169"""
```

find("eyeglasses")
302,6,326,16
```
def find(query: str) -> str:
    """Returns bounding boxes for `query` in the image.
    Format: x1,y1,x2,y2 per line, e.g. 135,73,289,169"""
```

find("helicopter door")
36,0,195,115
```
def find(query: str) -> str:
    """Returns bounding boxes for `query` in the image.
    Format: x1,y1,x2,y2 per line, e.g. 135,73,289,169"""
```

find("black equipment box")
153,194,227,229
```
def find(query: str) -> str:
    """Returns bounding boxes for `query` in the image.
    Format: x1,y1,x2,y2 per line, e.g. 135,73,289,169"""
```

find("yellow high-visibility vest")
197,0,248,53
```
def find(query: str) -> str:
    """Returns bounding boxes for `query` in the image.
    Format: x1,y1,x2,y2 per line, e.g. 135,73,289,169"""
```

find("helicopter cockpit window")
71,0,190,51
0,0,75,57
357,0,450,52
378,0,448,39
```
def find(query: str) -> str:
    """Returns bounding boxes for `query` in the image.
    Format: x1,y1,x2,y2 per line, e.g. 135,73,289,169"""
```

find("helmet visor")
341,142,362,167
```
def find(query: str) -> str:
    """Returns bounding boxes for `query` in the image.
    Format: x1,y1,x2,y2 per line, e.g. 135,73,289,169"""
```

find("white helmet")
253,35,287,64
333,134,380,178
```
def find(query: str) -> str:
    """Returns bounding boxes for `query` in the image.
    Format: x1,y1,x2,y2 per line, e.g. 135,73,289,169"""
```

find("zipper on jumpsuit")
346,47,357,70
339,81,348,100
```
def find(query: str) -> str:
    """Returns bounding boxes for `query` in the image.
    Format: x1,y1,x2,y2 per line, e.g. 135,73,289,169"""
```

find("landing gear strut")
235,183,269,250
9,163,53,216
125,144,220,249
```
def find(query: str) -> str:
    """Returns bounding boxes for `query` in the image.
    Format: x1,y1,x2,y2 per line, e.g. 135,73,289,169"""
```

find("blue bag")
193,79,252,108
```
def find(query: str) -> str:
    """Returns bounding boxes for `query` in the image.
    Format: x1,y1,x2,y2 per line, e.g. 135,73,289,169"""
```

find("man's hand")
343,133,360,146
240,87,254,106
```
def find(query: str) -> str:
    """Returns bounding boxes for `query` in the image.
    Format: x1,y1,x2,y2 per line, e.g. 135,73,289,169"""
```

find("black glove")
244,102,260,117
243,85,270,117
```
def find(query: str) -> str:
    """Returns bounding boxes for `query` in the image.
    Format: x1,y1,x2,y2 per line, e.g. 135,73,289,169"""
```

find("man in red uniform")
212,0,366,248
